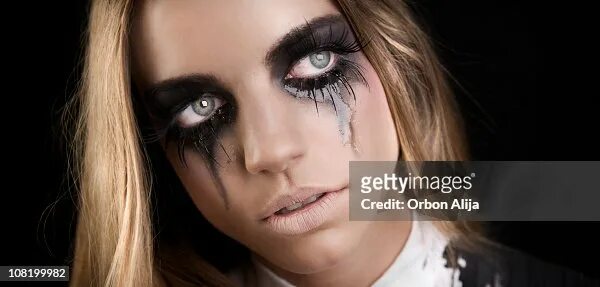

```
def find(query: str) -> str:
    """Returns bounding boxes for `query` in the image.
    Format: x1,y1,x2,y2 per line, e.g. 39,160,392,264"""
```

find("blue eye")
309,51,332,69
191,98,215,116
286,51,336,79
176,94,226,128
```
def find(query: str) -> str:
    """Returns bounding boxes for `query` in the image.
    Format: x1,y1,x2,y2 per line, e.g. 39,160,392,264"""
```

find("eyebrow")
265,14,345,69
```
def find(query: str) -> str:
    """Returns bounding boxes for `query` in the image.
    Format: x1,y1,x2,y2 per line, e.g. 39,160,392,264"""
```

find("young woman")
66,0,593,286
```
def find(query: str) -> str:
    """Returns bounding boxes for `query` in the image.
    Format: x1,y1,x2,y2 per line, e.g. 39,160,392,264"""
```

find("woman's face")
133,0,400,274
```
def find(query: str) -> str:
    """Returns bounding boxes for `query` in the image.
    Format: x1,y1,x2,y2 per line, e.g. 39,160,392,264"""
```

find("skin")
132,0,411,286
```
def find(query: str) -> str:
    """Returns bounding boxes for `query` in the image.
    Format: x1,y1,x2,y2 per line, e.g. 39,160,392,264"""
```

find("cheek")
351,57,399,161
165,148,240,234
164,141,263,243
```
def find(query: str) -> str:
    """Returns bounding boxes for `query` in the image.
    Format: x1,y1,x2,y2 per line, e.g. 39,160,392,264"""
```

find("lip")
261,185,348,235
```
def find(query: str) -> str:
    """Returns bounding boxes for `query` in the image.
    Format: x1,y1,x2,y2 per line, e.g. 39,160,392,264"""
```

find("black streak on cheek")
191,137,232,210
187,107,236,210
189,139,229,209
208,160,230,210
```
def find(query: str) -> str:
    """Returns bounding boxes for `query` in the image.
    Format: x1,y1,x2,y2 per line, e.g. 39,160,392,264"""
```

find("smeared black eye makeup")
142,75,235,166
265,14,368,144
141,14,368,165
265,14,368,112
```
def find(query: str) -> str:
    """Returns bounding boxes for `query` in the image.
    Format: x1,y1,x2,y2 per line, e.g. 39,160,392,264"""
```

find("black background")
2,0,599,284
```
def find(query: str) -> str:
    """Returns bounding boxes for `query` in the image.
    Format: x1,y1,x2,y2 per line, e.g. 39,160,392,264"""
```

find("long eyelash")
207,120,231,162
193,134,218,166
314,91,321,113
283,58,368,114
297,21,368,59
282,22,369,110
144,102,235,166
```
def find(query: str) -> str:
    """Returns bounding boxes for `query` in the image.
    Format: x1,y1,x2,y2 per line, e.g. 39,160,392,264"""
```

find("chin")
261,221,369,274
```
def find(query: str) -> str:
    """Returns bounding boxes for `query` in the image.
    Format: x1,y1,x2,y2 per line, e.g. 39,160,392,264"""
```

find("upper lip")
260,184,348,220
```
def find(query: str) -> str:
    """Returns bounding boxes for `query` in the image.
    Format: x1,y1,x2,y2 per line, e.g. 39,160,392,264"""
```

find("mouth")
273,192,328,215
261,185,348,235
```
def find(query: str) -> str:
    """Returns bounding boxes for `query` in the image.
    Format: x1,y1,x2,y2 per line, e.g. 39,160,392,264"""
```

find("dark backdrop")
2,0,598,284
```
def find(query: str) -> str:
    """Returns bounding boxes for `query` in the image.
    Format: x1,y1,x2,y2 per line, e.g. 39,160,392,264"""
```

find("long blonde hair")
67,0,472,286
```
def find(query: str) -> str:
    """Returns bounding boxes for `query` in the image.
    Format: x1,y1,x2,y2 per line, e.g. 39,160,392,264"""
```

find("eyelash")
281,27,367,116
158,100,235,166
283,57,366,110
160,25,367,164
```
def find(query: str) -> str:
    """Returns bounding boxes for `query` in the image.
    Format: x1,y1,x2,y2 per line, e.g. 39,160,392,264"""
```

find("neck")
259,220,412,286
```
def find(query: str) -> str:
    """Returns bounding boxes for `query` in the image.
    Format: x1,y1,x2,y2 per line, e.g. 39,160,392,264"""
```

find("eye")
175,94,226,128
286,51,337,79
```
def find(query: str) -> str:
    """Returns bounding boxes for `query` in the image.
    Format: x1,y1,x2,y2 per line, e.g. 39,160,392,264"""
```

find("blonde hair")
67,0,474,286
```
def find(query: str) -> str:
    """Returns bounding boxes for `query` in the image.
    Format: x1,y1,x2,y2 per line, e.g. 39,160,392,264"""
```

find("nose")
238,88,306,174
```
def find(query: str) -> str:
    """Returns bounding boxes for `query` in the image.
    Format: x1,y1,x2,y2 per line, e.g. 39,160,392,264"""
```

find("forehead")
132,0,340,86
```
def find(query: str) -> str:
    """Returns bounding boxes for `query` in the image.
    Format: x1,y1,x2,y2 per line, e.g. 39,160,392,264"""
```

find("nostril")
244,140,304,174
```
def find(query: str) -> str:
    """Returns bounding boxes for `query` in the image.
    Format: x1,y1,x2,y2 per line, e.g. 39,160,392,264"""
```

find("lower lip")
262,187,348,235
